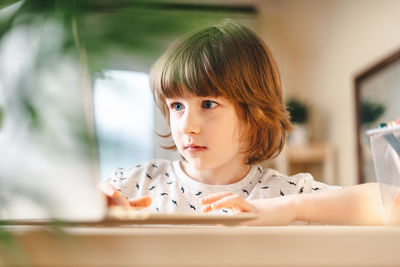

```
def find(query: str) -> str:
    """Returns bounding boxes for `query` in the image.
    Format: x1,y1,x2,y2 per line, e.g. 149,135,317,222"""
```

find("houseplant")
286,98,309,145
360,100,385,126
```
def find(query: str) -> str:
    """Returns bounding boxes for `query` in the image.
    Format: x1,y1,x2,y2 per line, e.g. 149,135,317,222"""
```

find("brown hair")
150,20,292,164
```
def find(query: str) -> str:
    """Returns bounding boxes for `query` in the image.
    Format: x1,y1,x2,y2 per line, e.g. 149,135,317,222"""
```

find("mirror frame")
354,49,400,183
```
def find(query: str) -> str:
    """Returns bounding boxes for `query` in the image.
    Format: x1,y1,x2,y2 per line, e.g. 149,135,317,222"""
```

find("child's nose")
181,109,201,135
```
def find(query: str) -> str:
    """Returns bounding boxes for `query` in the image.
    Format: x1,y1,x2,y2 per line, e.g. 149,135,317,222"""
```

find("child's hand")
201,192,256,214
98,181,152,208
201,192,298,226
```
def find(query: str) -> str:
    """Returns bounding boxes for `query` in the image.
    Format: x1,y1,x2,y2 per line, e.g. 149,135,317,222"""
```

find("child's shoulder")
258,166,314,183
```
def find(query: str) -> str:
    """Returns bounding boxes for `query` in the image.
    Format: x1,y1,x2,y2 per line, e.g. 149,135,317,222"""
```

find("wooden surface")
2,225,400,267
0,212,257,227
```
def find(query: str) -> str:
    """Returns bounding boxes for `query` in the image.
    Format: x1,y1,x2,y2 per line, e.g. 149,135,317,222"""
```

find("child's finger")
128,196,152,208
201,192,232,205
109,192,130,207
210,194,253,213
98,181,118,197
98,181,130,207
202,204,212,213
210,195,242,211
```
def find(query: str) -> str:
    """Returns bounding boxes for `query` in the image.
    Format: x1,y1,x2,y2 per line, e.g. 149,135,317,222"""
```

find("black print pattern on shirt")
146,173,152,180
242,189,249,195
149,186,156,191
181,186,185,193
312,187,321,191
189,204,196,210
136,184,139,190
195,192,202,196
120,177,127,181
222,209,228,213
172,199,178,206
261,186,269,189
288,181,296,186
136,164,142,168
299,187,304,194
156,207,159,212
257,167,262,173
165,173,169,177
167,181,173,185
280,190,285,196
161,192,168,196
152,164,158,168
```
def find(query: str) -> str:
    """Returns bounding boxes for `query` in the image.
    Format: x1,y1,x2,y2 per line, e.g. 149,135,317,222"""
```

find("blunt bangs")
158,28,226,101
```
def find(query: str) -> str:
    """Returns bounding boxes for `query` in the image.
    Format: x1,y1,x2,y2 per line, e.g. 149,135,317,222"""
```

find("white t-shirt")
107,159,341,214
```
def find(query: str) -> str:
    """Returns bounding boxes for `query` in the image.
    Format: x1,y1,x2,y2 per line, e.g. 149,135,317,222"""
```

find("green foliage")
0,0,19,10
360,101,385,125
286,98,309,124
0,106,3,130
0,0,252,73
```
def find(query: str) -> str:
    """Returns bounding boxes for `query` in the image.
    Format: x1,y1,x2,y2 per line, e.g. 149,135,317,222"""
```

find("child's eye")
202,100,218,109
170,102,185,111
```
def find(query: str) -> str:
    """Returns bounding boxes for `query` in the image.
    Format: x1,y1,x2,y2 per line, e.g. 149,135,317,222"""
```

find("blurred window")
93,70,154,179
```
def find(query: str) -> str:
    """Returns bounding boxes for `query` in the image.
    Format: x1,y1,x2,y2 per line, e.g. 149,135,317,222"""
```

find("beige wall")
255,0,400,185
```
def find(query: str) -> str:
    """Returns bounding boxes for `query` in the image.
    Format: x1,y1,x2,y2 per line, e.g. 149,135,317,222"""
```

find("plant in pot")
286,98,309,145
360,100,385,126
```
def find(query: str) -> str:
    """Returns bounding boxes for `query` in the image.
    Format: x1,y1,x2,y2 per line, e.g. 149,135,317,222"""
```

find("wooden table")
1,225,400,266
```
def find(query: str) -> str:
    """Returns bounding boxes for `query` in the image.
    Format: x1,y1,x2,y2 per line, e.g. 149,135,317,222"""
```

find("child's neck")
180,160,251,185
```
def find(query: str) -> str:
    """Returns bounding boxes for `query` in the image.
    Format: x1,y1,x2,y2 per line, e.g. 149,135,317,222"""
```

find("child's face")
166,94,248,171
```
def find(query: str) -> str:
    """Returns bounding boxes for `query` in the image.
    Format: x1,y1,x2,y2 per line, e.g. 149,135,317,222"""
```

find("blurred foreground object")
367,123,400,225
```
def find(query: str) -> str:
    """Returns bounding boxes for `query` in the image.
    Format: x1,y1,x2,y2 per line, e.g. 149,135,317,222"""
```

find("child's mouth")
185,145,207,152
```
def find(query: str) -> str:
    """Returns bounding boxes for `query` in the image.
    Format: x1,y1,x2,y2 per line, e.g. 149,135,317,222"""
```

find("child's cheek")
169,124,181,147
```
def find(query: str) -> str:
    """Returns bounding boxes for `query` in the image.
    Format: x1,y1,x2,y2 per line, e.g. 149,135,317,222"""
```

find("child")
100,20,383,225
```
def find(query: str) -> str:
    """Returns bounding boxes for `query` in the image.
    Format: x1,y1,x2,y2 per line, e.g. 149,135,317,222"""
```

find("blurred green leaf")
22,98,39,129
0,106,3,130
0,0,20,10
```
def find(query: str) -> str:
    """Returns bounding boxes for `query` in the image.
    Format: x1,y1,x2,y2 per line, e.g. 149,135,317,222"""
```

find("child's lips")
185,145,207,152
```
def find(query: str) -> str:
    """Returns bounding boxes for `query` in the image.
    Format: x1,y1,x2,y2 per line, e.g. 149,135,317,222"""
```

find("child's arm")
201,183,384,226
293,182,383,225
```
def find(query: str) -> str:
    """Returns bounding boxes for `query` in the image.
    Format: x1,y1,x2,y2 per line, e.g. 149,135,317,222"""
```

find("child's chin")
186,159,212,170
